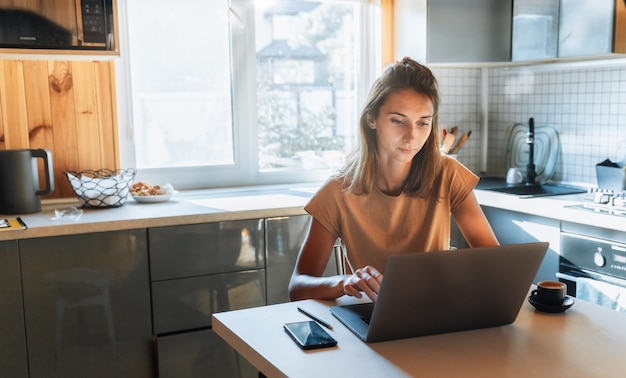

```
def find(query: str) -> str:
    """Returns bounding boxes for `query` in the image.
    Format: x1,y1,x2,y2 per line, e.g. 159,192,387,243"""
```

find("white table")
213,292,626,378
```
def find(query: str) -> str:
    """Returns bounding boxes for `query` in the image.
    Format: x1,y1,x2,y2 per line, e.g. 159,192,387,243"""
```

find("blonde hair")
339,57,442,197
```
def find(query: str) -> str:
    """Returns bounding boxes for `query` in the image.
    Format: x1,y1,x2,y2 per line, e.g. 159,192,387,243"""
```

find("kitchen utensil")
506,168,523,184
449,130,472,154
441,127,458,154
596,160,626,191
0,149,54,214
506,123,559,182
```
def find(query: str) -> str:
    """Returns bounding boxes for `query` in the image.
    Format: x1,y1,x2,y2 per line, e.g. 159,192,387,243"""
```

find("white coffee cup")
506,168,523,184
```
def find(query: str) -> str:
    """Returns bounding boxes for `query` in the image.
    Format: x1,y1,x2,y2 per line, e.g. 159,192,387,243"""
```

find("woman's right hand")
343,266,384,302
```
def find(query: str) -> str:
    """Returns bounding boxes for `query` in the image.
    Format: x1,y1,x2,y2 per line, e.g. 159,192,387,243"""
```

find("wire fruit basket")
65,168,136,208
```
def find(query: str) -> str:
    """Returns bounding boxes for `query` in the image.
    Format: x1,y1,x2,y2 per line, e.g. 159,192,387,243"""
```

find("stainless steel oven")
558,222,626,313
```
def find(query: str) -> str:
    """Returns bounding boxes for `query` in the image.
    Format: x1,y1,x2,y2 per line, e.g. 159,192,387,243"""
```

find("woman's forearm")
288,274,350,301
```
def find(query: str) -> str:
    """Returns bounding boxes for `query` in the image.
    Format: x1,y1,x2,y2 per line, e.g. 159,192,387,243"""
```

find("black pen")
17,217,28,230
297,306,333,330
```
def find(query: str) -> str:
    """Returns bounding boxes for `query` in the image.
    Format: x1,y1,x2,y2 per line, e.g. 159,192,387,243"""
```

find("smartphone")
283,321,338,350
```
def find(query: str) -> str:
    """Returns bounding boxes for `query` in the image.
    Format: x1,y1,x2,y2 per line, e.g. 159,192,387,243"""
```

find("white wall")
393,0,427,63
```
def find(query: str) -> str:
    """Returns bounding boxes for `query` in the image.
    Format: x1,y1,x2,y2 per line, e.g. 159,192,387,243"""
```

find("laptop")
329,242,549,343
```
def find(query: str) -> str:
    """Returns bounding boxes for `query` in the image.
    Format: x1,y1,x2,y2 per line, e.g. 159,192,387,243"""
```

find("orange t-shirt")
305,156,478,273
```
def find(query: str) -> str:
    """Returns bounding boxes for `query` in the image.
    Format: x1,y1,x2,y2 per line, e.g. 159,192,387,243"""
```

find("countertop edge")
0,206,309,241
0,185,315,241
2,185,625,241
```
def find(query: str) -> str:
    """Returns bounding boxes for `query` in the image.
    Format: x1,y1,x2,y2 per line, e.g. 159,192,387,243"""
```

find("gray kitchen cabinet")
149,219,264,378
482,206,560,283
149,219,265,281
512,0,560,61
19,229,153,378
513,0,626,61
265,215,339,305
397,0,625,66
0,240,28,378
427,0,512,63
151,269,266,334
156,329,256,378
394,0,512,64
558,0,626,58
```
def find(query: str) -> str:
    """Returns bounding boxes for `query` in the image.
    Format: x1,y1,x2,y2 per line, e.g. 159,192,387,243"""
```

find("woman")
288,57,499,302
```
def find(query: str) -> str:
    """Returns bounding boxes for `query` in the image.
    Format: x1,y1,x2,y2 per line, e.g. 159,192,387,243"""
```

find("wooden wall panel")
23,61,56,193
72,62,103,171
0,61,30,148
94,61,119,169
23,61,54,149
0,64,3,150
0,59,119,199
48,61,79,198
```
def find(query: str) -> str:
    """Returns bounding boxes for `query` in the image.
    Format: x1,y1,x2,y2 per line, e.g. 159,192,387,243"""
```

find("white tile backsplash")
432,66,483,174
433,59,626,187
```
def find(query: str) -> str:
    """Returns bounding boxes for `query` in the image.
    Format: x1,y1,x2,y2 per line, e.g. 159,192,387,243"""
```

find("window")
116,0,381,189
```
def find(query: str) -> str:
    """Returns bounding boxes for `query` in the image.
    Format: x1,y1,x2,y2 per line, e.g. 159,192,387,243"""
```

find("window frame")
114,0,381,190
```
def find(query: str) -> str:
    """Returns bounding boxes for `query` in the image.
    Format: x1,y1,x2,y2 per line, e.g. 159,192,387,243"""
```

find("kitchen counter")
0,184,316,241
2,180,625,241
475,189,626,231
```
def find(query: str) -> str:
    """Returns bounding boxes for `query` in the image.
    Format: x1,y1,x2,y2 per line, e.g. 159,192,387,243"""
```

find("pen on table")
297,306,333,330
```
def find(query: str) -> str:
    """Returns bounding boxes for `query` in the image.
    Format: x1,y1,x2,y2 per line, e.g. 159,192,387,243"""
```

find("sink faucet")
526,117,537,185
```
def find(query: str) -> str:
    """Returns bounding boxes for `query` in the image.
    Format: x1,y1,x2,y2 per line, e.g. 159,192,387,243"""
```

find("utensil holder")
596,165,626,191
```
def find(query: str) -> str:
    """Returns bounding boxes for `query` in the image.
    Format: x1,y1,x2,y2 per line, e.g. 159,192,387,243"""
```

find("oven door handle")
557,272,626,289
556,272,580,282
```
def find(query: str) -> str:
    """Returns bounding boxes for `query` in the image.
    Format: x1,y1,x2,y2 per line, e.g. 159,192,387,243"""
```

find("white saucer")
528,295,574,313
132,193,173,203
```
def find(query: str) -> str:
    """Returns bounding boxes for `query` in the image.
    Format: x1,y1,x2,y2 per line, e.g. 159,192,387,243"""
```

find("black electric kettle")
0,149,54,214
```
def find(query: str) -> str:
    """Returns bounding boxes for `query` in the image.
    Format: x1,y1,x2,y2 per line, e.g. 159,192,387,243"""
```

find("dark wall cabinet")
427,0,512,63
19,229,153,378
0,240,28,377
398,0,625,65
512,0,626,61
558,0,625,57
512,0,560,61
